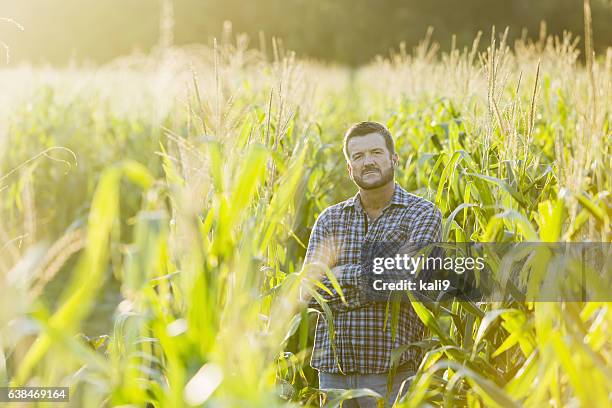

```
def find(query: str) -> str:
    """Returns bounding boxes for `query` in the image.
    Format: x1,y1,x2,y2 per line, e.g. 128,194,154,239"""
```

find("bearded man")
303,121,442,407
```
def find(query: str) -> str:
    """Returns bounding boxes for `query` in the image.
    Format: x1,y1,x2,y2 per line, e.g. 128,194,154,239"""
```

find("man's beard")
352,165,394,190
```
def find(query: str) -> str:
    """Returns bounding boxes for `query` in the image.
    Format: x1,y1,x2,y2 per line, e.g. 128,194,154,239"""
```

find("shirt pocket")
382,226,410,243
366,226,410,259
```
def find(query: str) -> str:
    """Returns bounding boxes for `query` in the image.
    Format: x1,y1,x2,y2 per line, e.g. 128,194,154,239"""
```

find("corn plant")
0,19,610,408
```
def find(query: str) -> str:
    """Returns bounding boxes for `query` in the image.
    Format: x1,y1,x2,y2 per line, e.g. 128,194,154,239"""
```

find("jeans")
318,366,414,407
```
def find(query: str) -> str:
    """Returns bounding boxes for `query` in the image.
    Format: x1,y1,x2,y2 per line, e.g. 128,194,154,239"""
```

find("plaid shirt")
304,183,442,374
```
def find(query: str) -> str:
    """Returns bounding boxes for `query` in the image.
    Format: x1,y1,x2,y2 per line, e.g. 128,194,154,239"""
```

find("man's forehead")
347,132,387,151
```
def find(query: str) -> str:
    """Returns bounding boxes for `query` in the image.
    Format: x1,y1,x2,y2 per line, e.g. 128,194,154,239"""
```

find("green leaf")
466,172,528,208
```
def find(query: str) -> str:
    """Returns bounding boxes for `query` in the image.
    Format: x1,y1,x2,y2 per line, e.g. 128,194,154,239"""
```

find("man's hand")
299,263,346,309
299,262,343,284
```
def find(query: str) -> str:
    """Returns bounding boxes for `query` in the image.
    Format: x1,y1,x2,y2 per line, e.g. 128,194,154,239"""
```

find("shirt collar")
342,183,412,211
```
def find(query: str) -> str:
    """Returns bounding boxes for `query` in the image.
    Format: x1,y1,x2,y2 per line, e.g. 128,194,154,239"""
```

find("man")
303,121,442,407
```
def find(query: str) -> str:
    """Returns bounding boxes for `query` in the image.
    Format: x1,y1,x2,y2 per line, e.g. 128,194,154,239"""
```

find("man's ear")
346,162,356,182
392,153,399,167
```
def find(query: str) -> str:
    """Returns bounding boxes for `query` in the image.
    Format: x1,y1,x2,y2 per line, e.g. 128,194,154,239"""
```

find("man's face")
346,132,397,190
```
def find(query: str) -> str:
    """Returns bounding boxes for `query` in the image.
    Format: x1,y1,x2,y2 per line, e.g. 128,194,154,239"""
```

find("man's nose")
363,153,375,166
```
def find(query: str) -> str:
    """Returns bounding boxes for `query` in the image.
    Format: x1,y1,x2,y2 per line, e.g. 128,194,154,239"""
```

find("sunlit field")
1,19,610,407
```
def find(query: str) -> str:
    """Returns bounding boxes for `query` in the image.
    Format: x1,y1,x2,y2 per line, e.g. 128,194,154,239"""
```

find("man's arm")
409,203,442,279
398,204,443,298
301,209,365,312
361,204,443,302
409,204,442,244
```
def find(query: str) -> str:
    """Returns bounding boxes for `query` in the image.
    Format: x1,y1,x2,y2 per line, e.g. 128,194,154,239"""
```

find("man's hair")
343,121,395,160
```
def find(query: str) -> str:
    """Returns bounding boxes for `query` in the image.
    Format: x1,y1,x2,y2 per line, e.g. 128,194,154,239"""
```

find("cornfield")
0,17,610,408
